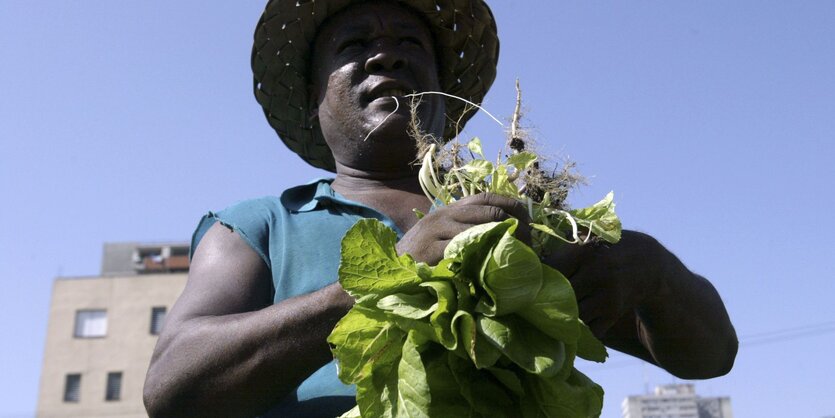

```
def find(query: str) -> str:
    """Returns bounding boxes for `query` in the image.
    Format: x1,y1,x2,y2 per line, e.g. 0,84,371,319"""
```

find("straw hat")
252,0,500,171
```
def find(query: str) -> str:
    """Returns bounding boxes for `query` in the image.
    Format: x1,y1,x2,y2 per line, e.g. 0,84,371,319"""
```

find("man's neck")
331,163,431,232
330,163,423,195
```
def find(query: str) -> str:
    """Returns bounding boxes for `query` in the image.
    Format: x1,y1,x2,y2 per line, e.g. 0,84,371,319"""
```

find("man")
144,1,737,417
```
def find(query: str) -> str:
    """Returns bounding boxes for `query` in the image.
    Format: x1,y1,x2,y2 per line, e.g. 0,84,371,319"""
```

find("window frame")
150,306,167,335
73,309,108,339
105,371,123,401
63,373,81,403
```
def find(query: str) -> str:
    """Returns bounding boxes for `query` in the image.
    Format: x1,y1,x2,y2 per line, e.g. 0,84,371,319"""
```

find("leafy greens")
330,103,623,416
329,197,620,417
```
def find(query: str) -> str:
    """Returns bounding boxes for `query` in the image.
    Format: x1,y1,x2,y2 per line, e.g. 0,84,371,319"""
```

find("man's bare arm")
143,223,353,418
549,230,738,379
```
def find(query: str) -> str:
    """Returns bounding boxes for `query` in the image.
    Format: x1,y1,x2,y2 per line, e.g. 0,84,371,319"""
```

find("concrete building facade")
622,384,733,418
37,243,189,418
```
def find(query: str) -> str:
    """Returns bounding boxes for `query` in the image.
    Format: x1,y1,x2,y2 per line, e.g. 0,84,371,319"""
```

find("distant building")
622,384,733,418
36,242,189,418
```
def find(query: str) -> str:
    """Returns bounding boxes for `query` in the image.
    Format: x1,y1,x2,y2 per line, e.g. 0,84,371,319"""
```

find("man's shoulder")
217,178,334,215
222,195,283,214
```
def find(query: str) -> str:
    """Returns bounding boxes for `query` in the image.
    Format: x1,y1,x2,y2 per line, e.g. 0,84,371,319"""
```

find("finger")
423,240,452,265
583,317,613,340
578,296,620,339
514,221,533,247
545,243,590,279
446,204,514,225
570,281,593,307
576,297,601,332
431,204,533,251
452,193,531,223
449,194,533,246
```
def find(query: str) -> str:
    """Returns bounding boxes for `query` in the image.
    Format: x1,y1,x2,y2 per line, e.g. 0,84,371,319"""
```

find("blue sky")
2,1,834,416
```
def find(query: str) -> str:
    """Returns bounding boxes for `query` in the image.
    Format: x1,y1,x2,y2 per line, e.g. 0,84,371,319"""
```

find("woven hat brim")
252,0,499,172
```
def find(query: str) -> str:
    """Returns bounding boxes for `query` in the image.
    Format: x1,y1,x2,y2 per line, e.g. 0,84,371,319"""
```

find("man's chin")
337,147,420,174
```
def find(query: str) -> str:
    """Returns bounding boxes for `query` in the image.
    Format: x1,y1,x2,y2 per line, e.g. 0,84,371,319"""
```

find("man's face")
310,1,445,172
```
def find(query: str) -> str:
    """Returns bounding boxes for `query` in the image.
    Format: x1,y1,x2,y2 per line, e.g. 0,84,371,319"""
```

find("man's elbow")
143,362,189,418
669,332,739,380
707,324,739,378
143,384,161,417
711,332,739,377
143,369,171,418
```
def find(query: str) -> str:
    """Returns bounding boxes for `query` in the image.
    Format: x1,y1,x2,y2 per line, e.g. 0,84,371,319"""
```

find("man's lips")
374,88,408,98
365,80,416,103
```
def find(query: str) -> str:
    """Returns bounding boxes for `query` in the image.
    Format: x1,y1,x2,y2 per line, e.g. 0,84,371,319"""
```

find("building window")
150,307,167,335
64,374,81,402
105,372,122,401
74,309,107,338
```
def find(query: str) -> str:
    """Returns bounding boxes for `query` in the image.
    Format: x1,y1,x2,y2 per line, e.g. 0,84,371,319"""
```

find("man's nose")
364,41,406,73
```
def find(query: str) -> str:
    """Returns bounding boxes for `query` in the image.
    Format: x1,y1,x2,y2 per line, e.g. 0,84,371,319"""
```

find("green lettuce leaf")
339,219,423,297
520,369,604,418
328,305,406,384
477,315,566,378
506,151,538,171
477,231,543,316
461,159,495,182
448,354,517,417
576,320,608,363
444,220,515,269
394,332,431,418
355,354,399,418
451,310,502,369
487,367,525,396
568,192,622,244
467,137,485,158
516,265,580,343
423,350,479,417
421,281,458,350
490,165,521,198
377,292,436,320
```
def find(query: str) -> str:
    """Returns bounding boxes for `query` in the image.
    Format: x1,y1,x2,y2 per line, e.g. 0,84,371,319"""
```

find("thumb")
543,243,589,278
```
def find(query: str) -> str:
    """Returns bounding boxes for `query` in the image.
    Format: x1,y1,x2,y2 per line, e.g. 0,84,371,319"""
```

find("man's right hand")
395,193,531,265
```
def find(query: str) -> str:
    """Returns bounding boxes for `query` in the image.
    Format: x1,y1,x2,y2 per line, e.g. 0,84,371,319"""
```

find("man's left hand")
545,230,738,378
545,230,669,339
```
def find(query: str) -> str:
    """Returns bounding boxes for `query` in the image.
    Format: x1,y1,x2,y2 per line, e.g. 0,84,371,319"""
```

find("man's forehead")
329,20,428,40
322,2,432,39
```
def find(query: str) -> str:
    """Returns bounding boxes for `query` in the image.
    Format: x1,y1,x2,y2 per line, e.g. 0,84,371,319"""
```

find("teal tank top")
191,179,403,416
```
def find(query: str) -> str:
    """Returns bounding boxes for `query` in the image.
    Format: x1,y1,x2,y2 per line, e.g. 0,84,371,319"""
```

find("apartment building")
37,242,189,417
622,384,733,418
